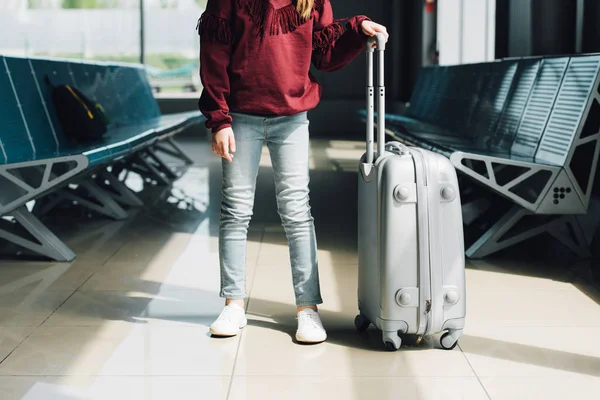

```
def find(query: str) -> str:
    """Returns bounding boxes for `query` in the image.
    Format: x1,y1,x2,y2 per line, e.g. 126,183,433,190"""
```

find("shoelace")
298,311,322,328
217,306,239,323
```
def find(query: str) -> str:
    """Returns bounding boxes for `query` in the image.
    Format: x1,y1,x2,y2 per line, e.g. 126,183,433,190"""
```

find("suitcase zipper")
413,149,433,336
423,300,432,337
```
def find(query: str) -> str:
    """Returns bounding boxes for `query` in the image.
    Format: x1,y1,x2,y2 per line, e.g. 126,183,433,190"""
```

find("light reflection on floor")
0,138,599,400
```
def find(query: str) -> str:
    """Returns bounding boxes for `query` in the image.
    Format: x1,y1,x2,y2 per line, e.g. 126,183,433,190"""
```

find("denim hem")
295,298,323,306
220,292,246,300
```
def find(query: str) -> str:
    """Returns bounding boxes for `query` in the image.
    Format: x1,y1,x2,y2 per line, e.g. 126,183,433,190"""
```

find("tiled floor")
1,138,599,400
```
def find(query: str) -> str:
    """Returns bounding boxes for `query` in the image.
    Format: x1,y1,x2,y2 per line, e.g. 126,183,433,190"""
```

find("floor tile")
0,326,37,361
0,262,101,292
466,286,600,327
44,290,225,327
480,376,600,400
109,213,203,244
460,325,600,378
82,235,221,292
255,240,289,259
255,232,358,266
230,376,488,400
3,138,600,399
246,261,297,307
466,259,586,292
0,376,230,400
81,260,217,293
105,232,199,266
248,256,358,321
245,229,263,266
233,325,474,377
0,324,238,376
83,231,260,305
0,290,73,327
52,218,132,264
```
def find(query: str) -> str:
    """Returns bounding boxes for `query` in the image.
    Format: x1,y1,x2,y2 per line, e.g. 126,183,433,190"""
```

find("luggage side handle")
365,32,387,165
385,141,410,156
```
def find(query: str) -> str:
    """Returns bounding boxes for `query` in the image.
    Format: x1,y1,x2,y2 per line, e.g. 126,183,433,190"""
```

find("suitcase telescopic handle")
365,32,386,165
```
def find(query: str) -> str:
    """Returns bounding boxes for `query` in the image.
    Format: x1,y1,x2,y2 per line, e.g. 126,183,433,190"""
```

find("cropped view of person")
197,0,388,344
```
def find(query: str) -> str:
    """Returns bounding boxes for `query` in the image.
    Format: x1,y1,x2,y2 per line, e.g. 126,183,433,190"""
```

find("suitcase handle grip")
365,32,386,165
366,32,387,52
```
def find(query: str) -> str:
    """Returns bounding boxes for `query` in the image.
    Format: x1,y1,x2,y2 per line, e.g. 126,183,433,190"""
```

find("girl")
197,0,387,344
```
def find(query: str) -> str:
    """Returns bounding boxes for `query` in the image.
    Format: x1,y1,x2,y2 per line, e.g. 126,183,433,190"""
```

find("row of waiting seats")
0,55,205,262
363,53,600,259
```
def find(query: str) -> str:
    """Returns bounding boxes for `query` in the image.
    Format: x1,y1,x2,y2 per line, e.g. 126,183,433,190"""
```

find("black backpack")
44,76,109,142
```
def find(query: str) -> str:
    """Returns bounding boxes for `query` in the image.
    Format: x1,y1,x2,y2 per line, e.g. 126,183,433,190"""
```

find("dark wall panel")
507,0,532,57
506,0,578,58
531,0,576,56
495,0,509,59
582,0,600,53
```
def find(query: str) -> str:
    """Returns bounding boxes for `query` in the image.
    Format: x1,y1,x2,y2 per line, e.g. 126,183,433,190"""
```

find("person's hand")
212,127,236,163
361,20,389,46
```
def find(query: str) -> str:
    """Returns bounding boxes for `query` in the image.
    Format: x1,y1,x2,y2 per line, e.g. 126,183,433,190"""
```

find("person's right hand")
212,127,236,163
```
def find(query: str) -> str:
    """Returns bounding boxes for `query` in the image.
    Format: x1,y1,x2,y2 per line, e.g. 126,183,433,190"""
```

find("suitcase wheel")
354,314,370,332
385,341,398,352
440,330,460,350
382,331,402,351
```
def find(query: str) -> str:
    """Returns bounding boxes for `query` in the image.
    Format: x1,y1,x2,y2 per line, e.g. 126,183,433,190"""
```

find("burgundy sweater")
197,0,370,133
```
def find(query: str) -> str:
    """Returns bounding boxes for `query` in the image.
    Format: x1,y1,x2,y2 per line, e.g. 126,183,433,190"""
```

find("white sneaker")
295,309,327,343
209,303,247,337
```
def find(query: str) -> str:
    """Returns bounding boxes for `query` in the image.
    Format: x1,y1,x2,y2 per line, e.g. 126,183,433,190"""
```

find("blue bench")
362,54,600,258
0,55,204,261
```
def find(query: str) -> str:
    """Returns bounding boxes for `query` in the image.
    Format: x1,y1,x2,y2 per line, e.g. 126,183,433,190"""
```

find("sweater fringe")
312,20,345,52
197,14,234,44
314,0,325,14
271,3,307,35
238,0,314,37
238,0,269,35
196,14,233,44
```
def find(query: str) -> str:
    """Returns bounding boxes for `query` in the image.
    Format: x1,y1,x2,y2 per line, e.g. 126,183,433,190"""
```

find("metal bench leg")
548,216,591,259
96,169,144,207
0,206,76,262
32,192,65,218
467,207,530,258
467,206,592,259
60,179,129,221
155,137,194,165
146,147,179,180
130,153,173,186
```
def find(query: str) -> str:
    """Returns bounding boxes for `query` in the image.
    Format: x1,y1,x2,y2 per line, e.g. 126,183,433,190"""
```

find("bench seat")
360,54,600,258
0,54,205,262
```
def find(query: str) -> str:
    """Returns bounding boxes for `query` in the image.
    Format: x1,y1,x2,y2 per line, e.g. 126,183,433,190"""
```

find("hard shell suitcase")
355,33,466,351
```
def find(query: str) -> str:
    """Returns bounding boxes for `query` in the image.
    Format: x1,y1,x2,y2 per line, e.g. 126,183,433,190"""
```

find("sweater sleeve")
311,0,370,72
197,0,234,133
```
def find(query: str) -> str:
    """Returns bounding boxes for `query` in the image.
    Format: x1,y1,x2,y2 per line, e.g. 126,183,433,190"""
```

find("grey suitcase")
355,33,466,351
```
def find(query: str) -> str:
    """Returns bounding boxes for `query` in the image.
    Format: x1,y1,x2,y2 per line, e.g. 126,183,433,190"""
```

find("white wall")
437,0,496,65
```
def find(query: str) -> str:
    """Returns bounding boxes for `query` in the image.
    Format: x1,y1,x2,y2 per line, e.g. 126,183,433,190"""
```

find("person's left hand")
361,20,389,45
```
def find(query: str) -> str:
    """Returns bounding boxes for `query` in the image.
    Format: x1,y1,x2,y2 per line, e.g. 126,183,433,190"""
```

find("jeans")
218,111,323,306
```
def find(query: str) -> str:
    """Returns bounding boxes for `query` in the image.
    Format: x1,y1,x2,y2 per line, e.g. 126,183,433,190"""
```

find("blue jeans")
218,111,323,306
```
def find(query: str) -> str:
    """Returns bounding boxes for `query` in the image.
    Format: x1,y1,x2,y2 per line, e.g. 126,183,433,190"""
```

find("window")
144,0,205,96
0,0,205,95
